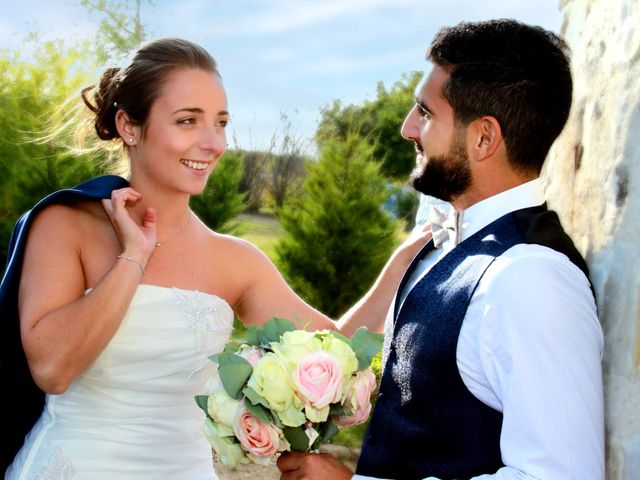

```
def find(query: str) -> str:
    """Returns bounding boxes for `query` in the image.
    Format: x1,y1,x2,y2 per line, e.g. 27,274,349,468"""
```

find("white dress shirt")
353,179,604,480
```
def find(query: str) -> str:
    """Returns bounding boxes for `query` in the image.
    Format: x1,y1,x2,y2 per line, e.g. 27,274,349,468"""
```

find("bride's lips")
180,159,210,172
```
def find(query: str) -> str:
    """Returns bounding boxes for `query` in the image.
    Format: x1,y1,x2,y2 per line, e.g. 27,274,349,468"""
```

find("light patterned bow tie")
429,205,462,248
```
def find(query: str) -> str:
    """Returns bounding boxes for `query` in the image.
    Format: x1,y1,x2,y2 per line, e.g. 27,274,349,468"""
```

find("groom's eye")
417,105,430,119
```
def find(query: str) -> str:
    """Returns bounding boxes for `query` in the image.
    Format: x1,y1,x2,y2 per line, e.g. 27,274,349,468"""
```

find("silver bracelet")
116,255,145,275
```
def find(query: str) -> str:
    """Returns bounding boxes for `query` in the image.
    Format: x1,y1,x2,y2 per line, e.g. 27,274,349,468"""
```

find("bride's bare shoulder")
204,230,275,267
206,229,266,253
29,200,107,235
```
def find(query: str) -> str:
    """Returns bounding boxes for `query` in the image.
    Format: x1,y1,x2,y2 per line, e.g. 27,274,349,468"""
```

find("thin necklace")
155,210,192,247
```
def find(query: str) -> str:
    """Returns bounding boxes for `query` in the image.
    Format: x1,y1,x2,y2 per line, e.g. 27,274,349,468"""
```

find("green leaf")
244,397,273,424
217,353,253,399
329,403,347,417
243,386,271,410
283,426,311,452
351,327,385,370
230,316,249,344
324,330,352,346
243,389,286,428
257,317,296,346
195,395,209,416
245,325,260,346
270,411,284,429
223,343,240,354
314,419,339,448
242,318,296,349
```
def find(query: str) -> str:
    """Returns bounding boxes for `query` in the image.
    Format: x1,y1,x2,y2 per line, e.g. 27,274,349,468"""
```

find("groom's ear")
469,116,502,162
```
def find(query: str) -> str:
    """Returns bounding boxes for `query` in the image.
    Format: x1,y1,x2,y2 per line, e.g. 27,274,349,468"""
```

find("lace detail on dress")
173,288,234,378
36,447,75,480
173,288,234,352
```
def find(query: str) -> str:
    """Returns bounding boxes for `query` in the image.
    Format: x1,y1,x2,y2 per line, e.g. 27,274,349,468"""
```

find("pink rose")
334,369,377,427
237,346,263,367
233,405,287,457
292,352,343,409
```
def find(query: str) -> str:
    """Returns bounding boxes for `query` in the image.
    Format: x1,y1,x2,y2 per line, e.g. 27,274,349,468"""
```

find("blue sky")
1,0,563,155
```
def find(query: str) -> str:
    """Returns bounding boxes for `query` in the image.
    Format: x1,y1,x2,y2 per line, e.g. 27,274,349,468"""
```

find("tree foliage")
80,0,152,64
0,1,244,268
189,151,246,233
0,39,101,267
276,134,397,318
315,72,422,180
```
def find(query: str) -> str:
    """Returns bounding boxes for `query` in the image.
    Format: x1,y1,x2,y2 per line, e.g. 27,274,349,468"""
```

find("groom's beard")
409,135,472,203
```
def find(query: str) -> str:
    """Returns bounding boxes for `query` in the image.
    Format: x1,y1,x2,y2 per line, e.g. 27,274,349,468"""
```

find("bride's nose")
199,124,226,156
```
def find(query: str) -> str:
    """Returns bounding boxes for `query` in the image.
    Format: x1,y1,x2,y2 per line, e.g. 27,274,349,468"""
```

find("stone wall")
544,1,640,478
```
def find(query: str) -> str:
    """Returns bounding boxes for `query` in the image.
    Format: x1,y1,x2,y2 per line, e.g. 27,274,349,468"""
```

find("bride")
1,37,429,479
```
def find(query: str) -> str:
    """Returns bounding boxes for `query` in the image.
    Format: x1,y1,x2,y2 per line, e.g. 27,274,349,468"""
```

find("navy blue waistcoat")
0,175,128,472
356,205,591,480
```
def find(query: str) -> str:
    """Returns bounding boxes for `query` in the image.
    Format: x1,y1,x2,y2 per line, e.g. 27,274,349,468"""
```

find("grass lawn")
232,212,410,262
230,213,286,260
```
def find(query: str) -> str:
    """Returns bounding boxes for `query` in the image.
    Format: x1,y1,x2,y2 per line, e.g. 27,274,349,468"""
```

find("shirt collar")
457,178,545,244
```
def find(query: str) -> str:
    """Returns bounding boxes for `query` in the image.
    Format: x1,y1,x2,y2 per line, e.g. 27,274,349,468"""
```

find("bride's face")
130,68,229,196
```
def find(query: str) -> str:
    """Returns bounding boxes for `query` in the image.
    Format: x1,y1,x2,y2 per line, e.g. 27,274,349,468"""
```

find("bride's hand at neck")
101,187,157,269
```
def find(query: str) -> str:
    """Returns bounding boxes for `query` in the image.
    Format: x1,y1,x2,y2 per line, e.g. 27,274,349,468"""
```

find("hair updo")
81,38,219,142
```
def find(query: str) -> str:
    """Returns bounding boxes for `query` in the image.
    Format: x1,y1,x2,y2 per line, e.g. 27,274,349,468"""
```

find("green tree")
190,151,246,233
276,135,397,318
0,39,101,268
316,71,422,180
1,0,154,267
80,0,152,64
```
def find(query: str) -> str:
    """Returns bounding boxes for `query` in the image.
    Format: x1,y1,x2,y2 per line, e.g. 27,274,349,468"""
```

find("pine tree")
276,134,397,318
190,151,246,233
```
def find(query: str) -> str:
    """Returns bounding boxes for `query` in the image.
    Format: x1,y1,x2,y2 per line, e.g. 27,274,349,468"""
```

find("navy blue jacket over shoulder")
0,175,128,471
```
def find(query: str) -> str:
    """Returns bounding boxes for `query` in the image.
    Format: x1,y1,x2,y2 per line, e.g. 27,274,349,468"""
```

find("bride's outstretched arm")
234,226,431,335
336,226,432,336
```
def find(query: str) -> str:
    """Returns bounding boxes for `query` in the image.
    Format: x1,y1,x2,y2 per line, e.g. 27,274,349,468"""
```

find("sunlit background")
1,0,562,154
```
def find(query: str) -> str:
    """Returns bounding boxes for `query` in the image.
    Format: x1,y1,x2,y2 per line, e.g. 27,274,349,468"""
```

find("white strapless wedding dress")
6,285,234,480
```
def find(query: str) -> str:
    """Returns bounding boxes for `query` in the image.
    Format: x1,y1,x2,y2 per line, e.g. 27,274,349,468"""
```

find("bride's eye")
178,118,196,126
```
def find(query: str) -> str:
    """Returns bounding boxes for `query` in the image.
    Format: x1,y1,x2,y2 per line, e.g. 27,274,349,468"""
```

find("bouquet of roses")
195,317,382,468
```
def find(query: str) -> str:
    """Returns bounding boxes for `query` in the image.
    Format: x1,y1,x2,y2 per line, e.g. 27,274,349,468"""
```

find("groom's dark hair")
428,19,572,176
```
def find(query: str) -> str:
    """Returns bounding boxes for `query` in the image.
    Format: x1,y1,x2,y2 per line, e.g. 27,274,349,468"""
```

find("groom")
278,19,604,479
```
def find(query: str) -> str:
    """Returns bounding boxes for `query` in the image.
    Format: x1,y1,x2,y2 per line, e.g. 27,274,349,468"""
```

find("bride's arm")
336,226,431,336
233,226,431,335
19,190,156,394
230,238,336,331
